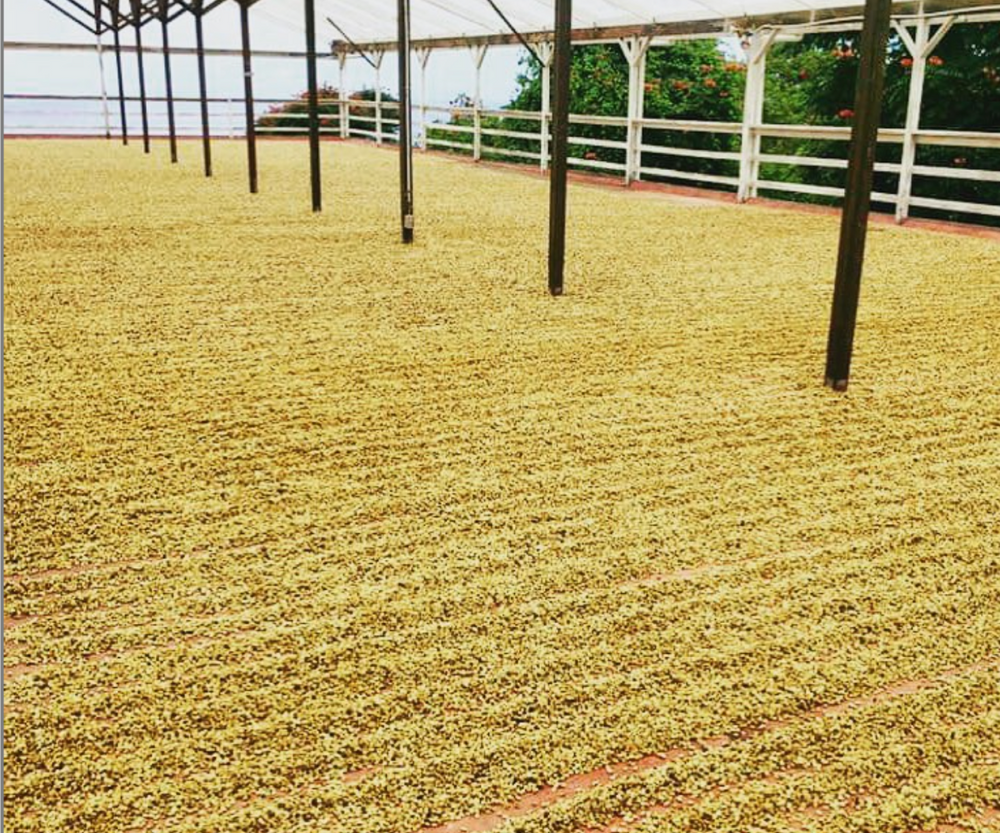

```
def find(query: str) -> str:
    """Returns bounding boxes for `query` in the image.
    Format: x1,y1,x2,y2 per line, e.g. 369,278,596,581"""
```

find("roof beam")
337,0,997,52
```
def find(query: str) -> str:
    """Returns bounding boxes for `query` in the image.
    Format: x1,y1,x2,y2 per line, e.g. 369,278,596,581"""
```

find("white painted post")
538,41,553,172
894,13,952,222
417,47,430,149
621,36,651,185
95,33,113,139
471,44,488,161
338,52,349,139
737,30,776,203
373,49,384,145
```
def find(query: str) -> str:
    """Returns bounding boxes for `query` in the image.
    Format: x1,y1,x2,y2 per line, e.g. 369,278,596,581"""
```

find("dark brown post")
239,0,259,193
397,0,414,243
132,2,150,153
111,8,128,145
305,0,322,211
194,1,212,176
824,0,894,390
547,0,572,295
159,0,178,163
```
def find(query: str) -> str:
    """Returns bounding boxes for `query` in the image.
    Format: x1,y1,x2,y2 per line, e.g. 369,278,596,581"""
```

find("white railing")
419,103,998,221
5,91,998,221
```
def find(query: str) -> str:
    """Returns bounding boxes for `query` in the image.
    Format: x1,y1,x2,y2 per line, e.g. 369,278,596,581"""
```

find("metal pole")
397,0,414,243
239,0,259,193
112,24,128,145
547,0,572,296
134,14,150,153
95,31,113,139
305,0,322,211
194,7,212,176
160,8,178,163
824,0,894,391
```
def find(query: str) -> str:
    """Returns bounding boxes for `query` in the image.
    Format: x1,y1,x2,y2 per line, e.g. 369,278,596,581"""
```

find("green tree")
428,41,744,180
430,26,998,223
762,25,999,221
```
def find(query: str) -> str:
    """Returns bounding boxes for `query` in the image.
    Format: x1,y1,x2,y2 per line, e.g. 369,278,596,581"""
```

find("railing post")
112,23,128,144
895,14,948,223
417,47,430,149
373,48,384,145
738,30,775,202
95,35,113,140
471,44,488,161
621,36,650,185
538,41,553,172
338,51,349,138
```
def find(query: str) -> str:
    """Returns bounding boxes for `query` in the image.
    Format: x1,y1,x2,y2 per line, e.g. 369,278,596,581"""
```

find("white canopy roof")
250,0,987,50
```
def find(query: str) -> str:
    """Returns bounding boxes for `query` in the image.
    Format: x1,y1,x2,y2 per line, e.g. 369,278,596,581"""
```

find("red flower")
799,70,809,81
928,55,944,66
584,151,598,160
700,64,712,73
838,108,855,119
704,78,718,88
901,57,913,68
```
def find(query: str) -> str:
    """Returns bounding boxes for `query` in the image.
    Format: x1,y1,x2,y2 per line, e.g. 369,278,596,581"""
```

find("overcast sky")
4,1,527,129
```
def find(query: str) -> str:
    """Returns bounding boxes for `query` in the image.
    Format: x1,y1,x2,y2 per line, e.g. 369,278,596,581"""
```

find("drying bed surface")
3,139,999,833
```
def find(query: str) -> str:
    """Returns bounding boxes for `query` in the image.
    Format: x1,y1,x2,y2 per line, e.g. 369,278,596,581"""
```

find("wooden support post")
194,3,212,176
737,30,775,202
112,21,128,145
160,3,178,163
305,0,322,211
621,36,650,185
397,0,414,243
472,44,488,161
133,4,150,153
417,47,430,149
824,0,894,391
538,41,552,172
338,51,349,138
547,0,571,296
239,0,258,193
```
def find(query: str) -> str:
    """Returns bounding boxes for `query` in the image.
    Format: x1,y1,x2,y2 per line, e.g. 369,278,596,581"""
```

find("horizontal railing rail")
6,91,998,220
